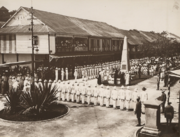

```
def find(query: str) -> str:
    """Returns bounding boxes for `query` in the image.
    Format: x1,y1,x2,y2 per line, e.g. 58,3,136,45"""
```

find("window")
33,36,38,45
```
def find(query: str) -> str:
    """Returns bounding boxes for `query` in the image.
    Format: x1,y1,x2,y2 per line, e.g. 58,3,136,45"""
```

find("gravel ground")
0,76,178,137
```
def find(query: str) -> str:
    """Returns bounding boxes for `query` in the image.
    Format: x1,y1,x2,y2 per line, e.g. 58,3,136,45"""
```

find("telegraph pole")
31,6,34,89
178,90,180,135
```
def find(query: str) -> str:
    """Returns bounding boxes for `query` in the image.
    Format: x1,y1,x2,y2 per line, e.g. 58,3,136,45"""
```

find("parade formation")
0,55,178,114
0,2,179,137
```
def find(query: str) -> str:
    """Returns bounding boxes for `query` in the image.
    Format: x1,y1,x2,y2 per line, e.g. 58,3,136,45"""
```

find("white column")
1,35,4,53
6,35,9,53
12,35,16,53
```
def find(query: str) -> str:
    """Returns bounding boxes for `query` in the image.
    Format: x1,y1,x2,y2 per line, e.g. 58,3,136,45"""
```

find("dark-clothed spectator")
160,90,166,113
164,73,168,87
157,75,160,90
114,69,118,85
97,72,101,85
164,102,174,126
135,97,142,126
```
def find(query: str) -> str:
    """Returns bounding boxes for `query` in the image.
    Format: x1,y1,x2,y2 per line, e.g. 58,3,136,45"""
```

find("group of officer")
51,61,121,81
33,78,148,112
0,72,32,95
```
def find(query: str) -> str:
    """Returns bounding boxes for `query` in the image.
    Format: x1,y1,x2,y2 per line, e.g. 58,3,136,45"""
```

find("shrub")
20,86,58,115
4,88,22,113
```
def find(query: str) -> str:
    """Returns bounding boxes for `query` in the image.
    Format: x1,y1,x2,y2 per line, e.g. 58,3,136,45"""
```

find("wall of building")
0,34,49,54
18,54,32,69
7,8,41,26
0,54,2,64
0,34,16,53
16,34,49,54
4,54,17,63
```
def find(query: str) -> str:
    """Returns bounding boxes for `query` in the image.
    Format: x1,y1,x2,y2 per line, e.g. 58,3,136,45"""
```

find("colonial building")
0,6,128,70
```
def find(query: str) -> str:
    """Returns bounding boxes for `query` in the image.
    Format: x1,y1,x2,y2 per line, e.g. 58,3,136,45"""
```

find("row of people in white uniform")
43,80,148,111
54,61,121,81
74,61,121,81
130,65,157,76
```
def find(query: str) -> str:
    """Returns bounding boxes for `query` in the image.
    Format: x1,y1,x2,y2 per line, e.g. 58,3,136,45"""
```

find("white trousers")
126,100,131,110
106,98,110,107
71,94,75,102
113,99,117,108
120,99,125,110
66,93,70,101
94,97,98,105
76,95,80,103
87,96,91,105
81,95,85,104
133,101,137,111
141,102,145,113
100,97,104,106
62,92,66,101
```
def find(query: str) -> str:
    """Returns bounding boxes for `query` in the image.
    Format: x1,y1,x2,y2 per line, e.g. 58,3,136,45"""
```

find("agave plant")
20,86,58,115
4,88,22,113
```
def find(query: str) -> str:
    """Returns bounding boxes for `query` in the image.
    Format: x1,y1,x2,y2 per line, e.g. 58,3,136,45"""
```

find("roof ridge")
22,6,107,24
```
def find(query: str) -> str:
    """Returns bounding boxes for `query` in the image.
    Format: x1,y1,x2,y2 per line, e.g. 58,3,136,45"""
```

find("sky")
1,0,180,36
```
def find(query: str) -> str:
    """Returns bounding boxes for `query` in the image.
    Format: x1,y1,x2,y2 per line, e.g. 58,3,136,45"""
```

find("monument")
120,36,130,72
139,99,162,137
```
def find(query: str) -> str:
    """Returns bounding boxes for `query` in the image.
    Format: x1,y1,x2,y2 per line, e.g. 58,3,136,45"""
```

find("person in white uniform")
57,80,62,100
81,83,86,104
76,84,80,103
87,85,92,105
93,85,99,105
132,88,139,111
106,86,111,108
99,84,104,106
55,67,59,81
71,83,76,102
66,82,71,102
74,69,78,82
125,86,132,111
48,79,52,90
65,67,68,81
120,86,126,110
61,68,65,81
61,82,66,101
140,87,148,113
112,86,118,109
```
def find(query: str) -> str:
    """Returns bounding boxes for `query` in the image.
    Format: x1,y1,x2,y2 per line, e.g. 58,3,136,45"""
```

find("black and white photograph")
0,0,179,137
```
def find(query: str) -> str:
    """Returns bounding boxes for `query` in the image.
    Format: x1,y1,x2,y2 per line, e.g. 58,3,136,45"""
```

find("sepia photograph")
0,0,179,137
